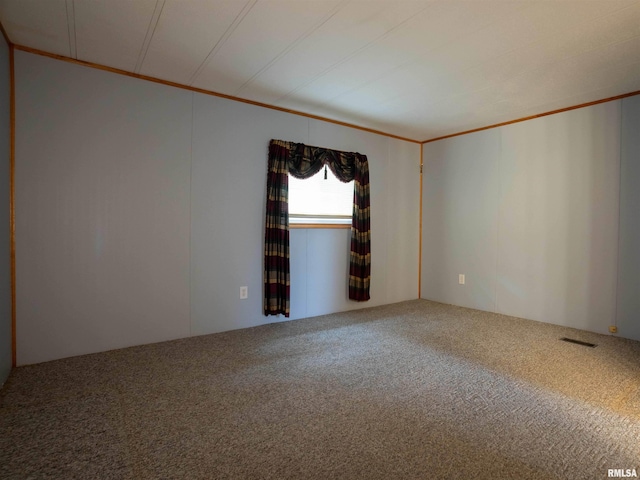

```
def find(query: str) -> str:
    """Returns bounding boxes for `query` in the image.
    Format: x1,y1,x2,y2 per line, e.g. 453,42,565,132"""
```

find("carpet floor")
1,300,639,479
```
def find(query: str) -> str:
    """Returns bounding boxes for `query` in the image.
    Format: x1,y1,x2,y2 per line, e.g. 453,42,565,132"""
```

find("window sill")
290,223,351,229
290,215,351,229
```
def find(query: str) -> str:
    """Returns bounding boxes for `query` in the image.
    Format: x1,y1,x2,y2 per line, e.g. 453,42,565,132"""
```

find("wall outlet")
609,325,617,334
458,274,465,285
240,286,248,299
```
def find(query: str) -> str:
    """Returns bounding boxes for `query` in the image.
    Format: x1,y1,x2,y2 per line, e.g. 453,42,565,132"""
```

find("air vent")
560,337,596,348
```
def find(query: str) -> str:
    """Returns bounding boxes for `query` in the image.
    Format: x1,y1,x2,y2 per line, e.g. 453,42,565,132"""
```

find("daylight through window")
289,167,353,225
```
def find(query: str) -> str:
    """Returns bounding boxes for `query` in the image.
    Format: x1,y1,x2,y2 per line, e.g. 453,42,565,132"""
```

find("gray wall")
15,51,420,365
421,129,501,313
0,36,10,384
423,101,628,338
617,95,640,341
16,51,192,364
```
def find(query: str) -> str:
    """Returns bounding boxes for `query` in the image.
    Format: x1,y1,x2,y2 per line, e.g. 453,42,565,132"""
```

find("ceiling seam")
271,2,436,107
376,1,640,121
65,0,77,59
0,18,11,46
134,0,165,74
187,0,258,87
412,34,640,136
304,1,537,121
232,0,348,97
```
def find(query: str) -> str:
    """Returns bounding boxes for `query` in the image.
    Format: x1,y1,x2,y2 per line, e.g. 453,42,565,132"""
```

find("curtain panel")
264,139,371,317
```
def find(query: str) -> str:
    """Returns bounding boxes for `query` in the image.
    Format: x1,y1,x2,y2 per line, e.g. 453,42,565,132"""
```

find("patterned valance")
264,139,371,317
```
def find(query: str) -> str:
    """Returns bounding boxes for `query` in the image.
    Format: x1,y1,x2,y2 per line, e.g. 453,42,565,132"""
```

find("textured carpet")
1,300,639,479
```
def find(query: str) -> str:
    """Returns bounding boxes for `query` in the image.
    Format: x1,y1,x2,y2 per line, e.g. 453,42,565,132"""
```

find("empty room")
0,1,639,479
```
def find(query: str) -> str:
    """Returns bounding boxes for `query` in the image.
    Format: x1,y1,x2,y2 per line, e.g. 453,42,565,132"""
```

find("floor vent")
560,337,597,348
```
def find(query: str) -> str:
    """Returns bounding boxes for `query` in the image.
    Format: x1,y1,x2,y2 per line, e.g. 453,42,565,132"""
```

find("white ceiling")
1,0,639,142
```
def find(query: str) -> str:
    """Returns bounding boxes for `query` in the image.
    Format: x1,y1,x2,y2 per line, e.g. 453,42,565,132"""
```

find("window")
265,139,371,314
288,166,353,226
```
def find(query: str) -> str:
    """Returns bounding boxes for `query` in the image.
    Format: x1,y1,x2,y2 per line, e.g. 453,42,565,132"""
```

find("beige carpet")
1,300,639,479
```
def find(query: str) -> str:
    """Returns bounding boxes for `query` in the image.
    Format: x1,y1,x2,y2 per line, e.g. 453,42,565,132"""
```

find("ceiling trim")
9,38,639,147
421,89,640,144
13,44,421,144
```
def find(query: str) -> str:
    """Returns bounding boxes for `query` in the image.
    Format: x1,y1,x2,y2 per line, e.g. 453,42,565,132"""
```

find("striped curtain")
264,139,371,317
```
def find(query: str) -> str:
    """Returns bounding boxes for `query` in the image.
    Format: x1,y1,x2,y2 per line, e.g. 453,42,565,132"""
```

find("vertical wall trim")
9,44,16,367
188,92,194,337
493,130,503,313
613,99,624,331
418,146,423,298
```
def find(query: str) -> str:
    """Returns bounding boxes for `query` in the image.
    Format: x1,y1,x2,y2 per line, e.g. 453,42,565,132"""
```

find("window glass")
289,167,353,223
